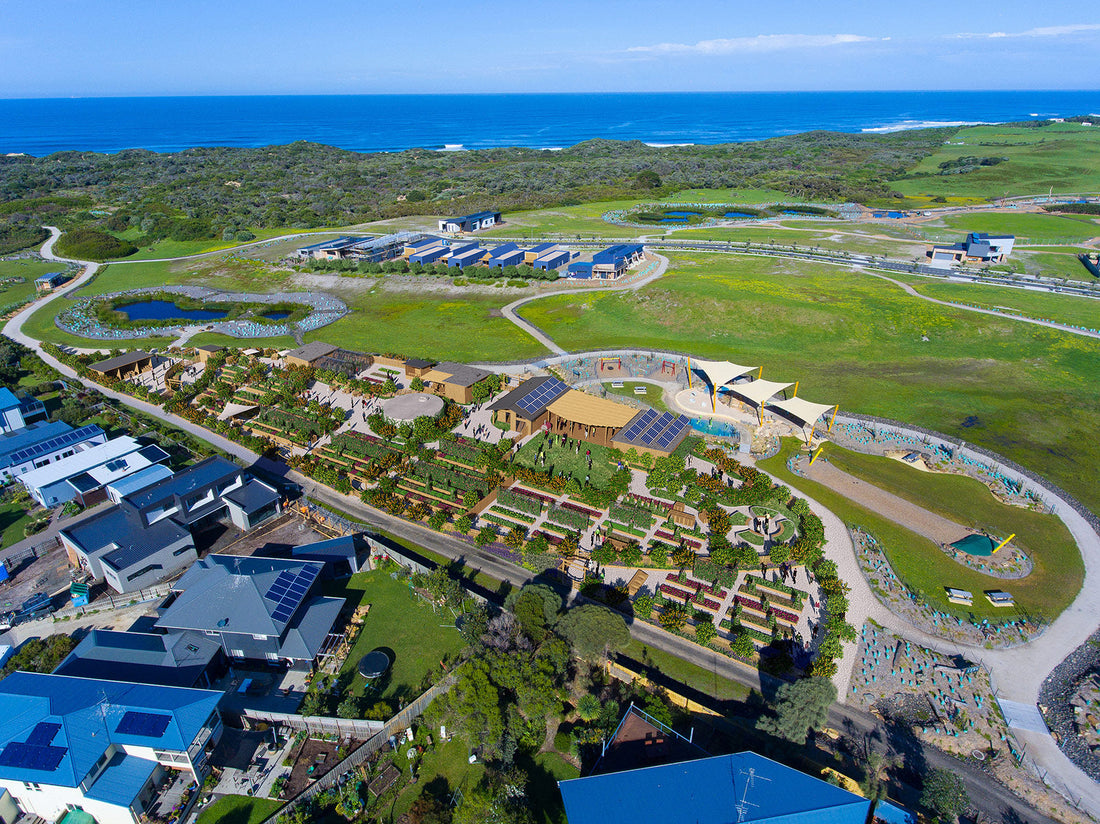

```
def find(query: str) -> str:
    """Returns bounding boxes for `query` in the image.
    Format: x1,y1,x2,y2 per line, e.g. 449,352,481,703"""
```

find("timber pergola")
687,358,758,411
769,395,838,443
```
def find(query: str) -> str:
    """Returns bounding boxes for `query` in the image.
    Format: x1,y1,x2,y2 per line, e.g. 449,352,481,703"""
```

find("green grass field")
896,276,1100,330
334,569,467,704
0,259,69,309
195,795,281,824
602,381,669,411
1016,250,1099,281
620,638,754,702
513,432,615,488
0,501,38,550
112,227,307,262
481,199,646,239
519,252,1100,519
760,441,1078,623
938,212,1099,243
893,123,1100,200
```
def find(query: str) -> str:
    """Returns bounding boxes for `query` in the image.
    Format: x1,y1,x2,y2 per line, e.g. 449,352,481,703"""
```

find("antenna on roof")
733,766,770,823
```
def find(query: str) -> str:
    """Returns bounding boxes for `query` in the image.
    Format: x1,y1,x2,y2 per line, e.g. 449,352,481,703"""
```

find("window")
127,563,162,582
252,634,267,640
23,782,41,791
172,546,192,556
230,649,244,658
266,652,278,661
204,630,217,636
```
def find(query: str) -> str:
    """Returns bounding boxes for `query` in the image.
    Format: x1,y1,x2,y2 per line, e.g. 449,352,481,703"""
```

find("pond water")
262,311,291,321
690,418,740,440
724,212,755,218
117,300,228,322
664,211,701,217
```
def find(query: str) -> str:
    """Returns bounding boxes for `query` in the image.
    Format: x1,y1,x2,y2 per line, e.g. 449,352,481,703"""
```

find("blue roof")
528,243,556,254
0,388,20,412
107,464,175,499
558,752,870,824
84,752,158,806
122,456,239,509
0,671,221,788
872,800,917,824
0,421,74,464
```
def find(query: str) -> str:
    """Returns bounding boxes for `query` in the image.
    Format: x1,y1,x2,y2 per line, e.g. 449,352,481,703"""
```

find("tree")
756,676,837,745
730,632,755,660
695,620,717,645
454,514,473,533
658,603,688,632
635,170,662,189
475,526,497,546
576,694,601,722
591,543,617,566
410,376,425,391
557,604,629,662
920,768,970,821
409,791,452,824
511,584,562,642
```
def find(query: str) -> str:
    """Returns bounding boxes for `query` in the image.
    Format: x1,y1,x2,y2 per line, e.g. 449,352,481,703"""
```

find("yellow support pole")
712,388,716,412
827,405,839,433
809,446,825,466
758,405,763,425
757,366,763,380
992,533,1015,554
793,380,799,397
687,358,692,388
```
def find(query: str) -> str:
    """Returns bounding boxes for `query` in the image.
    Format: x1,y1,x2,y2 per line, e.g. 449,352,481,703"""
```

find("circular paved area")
382,392,444,421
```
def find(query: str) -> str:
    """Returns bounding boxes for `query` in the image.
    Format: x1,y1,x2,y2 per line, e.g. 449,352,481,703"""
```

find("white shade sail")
769,396,835,428
691,358,757,389
724,379,793,407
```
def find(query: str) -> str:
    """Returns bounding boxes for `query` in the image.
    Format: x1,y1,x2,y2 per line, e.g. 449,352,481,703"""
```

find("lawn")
0,501,39,549
896,276,1100,330
518,252,1100,520
602,381,669,412
893,123,1100,200
334,569,468,704
479,199,647,239
304,292,548,363
513,431,615,489
0,259,69,309
1017,250,1100,282
759,440,1079,623
108,227,322,262
389,735,485,819
939,212,1100,244
194,795,281,824
619,638,754,702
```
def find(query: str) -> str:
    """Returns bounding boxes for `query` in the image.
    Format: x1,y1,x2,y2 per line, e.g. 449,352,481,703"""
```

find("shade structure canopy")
769,396,835,428
724,378,792,408
546,392,638,429
691,358,757,390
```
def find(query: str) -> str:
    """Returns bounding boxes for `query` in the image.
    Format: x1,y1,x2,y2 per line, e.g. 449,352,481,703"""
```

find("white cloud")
953,23,1100,39
627,33,886,56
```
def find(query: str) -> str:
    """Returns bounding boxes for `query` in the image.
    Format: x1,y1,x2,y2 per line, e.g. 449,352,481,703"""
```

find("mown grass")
334,569,467,704
195,795,281,824
114,227,307,262
896,276,1100,330
1017,250,1099,282
893,123,1100,200
939,212,1099,243
0,259,69,308
619,638,753,702
602,380,669,412
0,501,37,550
759,441,1079,623
480,200,646,239
519,252,1100,519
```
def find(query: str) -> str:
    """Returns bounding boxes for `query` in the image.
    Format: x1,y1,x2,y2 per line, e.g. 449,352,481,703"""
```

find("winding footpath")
7,230,1100,819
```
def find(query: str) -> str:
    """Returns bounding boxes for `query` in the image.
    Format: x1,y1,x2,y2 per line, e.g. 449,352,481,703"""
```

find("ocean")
1,90,1097,156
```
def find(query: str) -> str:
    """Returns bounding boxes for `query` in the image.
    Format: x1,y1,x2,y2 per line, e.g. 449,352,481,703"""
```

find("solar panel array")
7,425,101,465
616,410,691,450
0,741,66,772
115,711,171,738
264,565,320,623
25,723,61,747
514,378,569,416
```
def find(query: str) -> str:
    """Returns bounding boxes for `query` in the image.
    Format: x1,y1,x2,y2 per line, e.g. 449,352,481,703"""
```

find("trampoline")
357,649,392,680
950,534,996,557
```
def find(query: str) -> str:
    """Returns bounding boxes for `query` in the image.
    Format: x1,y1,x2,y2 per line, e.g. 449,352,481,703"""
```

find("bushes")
546,504,589,531
496,487,543,517
54,227,137,260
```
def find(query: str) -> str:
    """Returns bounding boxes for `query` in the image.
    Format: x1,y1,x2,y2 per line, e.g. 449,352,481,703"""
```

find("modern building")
20,437,170,508
60,456,281,593
533,248,571,272
34,272,69,293
53,629,225,689
294,236,366,260
611,409,692,458
489,375,571,437
88,353,155,382
193,345,224,364
523,243,558,264
437,210,502,233
345,232,425,263
928,232,1015,266
446,245,488,269
485,243,526,268
154,555,344,670
0,422,107,482
284,341,339,368
420,361,494,404
0,387,45,434
289,535,362,577
0,671,224,824
407,242,451,265
105,465,175,504
559,749,871,824
567,244,645,280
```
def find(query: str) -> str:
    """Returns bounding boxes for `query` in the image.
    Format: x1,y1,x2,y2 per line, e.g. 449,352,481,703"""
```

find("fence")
49,581,174,622
241,709,383,739
2,535,60,570
256,673,458,824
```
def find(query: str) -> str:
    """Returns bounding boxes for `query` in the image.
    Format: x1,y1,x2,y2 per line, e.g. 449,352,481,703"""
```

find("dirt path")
803,459,972,545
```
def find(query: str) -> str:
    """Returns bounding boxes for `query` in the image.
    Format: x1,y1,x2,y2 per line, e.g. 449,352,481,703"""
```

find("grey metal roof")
53,630,219,688
223,479,279,513
278,596,344,661
155,554,325,637
431,361,492,388
488,375,568,417
285,341,339,362
122,456,239,510
89,352,153,373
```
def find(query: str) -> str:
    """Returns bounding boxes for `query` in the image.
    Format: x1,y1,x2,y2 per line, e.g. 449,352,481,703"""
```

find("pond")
117,300,229,322
262,311,291,321
690,418,740,440
664,211,701,218
724,212,755,218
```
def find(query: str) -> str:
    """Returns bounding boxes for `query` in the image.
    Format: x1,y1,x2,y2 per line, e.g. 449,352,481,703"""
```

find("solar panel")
265,571,295,600
272,606,294,622
619,409,658,442
25,723,61,747
0,742,66,772
115,711,171,738
515,378,568,415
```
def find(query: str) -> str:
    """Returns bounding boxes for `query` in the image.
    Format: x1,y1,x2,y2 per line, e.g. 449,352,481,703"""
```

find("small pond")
724,212,755,218
690,418,740,440
262,311,291,321
117,300,229,322
664,211,701,218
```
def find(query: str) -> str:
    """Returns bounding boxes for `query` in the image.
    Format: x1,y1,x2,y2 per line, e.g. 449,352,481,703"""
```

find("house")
533,248,571,271
154,555,344,670
34,272,68,293
53,629,225,689
437,210,502,233
928,232,1015,266
489,375,571,436
60,456,280,593
105,465,175,504
284,341,338,367
567,244,644,280
193,345,224,364
407,243,451,265
403,358,436,379
485,243,526,268
559,749,871,824
420,361,493,404
20,437,170,508
294,236,366,260
523,243,558,264
446,245,488,269
289,535,362,577
0,387,45,434
0,671,224,824
0,422,107,482
611,408,693,458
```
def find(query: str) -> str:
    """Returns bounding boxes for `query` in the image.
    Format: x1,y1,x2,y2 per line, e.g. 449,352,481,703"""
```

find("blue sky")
1,0,1098,97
